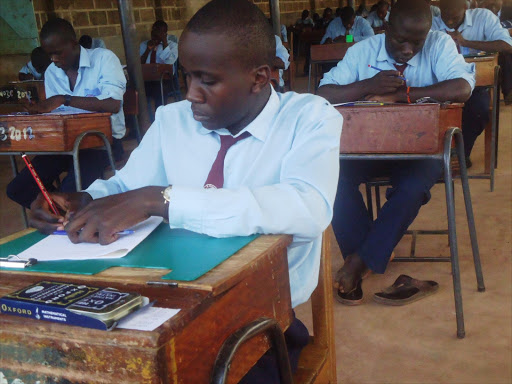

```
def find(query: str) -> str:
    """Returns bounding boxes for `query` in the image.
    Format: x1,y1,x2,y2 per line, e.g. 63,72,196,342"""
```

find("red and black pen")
21,153,60,216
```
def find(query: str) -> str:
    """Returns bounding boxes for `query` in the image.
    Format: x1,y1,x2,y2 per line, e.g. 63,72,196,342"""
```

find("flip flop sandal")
373,274,439,306
335,278,363,306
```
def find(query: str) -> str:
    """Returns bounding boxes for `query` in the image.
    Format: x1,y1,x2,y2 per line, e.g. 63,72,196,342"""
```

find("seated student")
317,0,475,305
356,1,370,18
78,34,107,49
320,6,374,44
366,0,390,33
140,20,179,110
273,34,290,91
28,0,342,381
7,18,126,209
318,7,335,29
432,0,512,165
480,0,512,104
295,9,314,28
18,47,51,81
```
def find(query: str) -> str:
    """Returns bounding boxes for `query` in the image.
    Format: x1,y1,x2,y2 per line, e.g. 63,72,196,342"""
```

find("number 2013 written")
0,126,35,142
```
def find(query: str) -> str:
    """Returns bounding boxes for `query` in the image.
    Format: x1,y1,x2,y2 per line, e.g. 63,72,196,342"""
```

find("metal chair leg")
307,62,312,93
375,185,382,213
443,128,465,339
211,318,293,384
10,155,28,228
489,65,501,192
72,131,116,191
453,129,486,293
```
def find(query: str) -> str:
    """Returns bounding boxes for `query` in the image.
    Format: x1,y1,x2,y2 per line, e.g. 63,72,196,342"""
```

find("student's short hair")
79,35,93,49
184,0,275,69
389,0,432,26
377,0,390,10
440,0,468,8
40,18,76,42
152,20,168,30
31,47,51,73
340,6,356,23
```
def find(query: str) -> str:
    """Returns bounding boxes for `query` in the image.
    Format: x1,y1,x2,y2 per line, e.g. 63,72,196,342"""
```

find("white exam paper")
117,306,180,331
18,216,163,261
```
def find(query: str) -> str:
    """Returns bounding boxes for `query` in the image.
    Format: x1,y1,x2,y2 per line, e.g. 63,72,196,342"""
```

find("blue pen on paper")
52,230,135,236
368,65,407,81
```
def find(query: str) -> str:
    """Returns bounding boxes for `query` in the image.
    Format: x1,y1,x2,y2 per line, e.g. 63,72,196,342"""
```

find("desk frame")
337,105,485,338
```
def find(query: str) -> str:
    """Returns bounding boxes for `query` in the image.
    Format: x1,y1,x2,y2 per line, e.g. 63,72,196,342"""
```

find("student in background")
317,0,475,305
18,47,51,81
366,0,390,33
7,18,126,209
78,35,107,49
28,1,342,381
318,7,334,28
320,6,374,43
480,0,512,104
274,34,290,91
432,0,512,164
140,20,179,111
295,9,315,28
356,0,370,18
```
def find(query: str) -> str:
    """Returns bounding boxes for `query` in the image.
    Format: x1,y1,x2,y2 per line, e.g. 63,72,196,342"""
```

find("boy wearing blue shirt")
320,6,375,44
366,0,390,33
28,1,342,381
18,47,51,81
317,0,475,305
432,0,512,162
7,18,126,209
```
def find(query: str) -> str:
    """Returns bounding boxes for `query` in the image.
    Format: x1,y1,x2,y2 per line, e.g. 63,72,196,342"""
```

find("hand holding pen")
366,65,406,95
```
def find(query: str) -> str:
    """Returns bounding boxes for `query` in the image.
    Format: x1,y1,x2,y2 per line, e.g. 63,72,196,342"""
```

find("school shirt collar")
197,85,278,142
52,46,91,84
438,9,472,32
377,35,420,67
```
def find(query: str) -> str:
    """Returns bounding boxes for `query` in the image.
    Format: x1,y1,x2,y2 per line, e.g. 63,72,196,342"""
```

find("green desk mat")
0,224,258,281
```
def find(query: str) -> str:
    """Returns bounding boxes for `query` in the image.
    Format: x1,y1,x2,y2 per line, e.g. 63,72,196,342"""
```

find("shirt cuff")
167,185,209,232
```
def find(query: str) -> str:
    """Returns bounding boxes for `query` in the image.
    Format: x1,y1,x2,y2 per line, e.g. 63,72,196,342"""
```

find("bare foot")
334,252,368,293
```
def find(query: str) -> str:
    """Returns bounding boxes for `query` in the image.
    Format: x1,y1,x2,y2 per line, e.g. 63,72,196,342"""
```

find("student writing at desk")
317,0,475,305
431,0,512,165
366,0,390,33
7,18,127,209
28,0,342,382
18,47,51,81
320,6,375,44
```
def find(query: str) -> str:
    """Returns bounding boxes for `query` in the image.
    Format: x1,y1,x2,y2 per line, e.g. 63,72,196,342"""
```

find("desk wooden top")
310,42,354,63
0,231,294,384
0,112,112,152
465,54,498,87
337,103,463,154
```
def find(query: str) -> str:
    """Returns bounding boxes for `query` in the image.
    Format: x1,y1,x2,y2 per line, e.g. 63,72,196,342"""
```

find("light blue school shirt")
320,31,475,90
139,35,178,65
366,10,390,28
85,87,343,308
275,35,290,87
44,46,127,139
431,8,512,48
430,5,441,18
19,61,43,80
320,16,375,44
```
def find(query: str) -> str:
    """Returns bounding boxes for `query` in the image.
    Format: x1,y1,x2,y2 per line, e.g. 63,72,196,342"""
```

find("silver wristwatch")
162,185,173,204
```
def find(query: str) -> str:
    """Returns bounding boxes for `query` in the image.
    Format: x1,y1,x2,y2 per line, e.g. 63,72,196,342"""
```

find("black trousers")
499,52,512,98
6,139,123,209
239,314,309,384
461,87,491,158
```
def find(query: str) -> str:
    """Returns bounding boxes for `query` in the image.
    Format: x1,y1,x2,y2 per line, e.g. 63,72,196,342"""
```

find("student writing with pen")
317,0,475,305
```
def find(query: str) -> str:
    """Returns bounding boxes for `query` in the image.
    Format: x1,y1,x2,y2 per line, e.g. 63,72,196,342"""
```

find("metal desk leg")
308,62,312,93
442,129,465,338
72,131,116,192
453,129,485,293
9,155,28,228
160,70,172,107
211,318,293,384
489,66,501,192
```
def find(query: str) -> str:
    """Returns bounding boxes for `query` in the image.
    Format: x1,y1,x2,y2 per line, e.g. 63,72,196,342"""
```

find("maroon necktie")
394,63,407,76
204,132,251,189
150,47,157,63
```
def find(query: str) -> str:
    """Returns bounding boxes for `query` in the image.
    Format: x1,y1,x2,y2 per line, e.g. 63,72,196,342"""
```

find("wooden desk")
0,232,293,384
308,42,354,93
465,54,500,189
0,112,112,152
337,103,463,155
